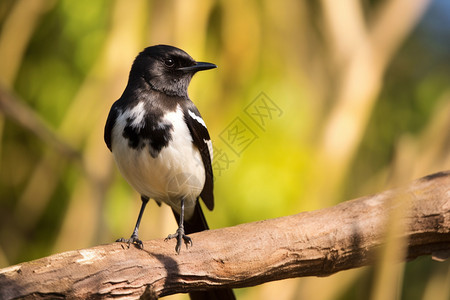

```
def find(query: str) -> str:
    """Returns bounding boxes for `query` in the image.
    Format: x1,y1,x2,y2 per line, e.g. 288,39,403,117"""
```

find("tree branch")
1,171,449,299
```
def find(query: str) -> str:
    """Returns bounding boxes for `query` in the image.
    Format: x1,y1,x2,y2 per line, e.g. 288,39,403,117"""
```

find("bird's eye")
164,58,175,67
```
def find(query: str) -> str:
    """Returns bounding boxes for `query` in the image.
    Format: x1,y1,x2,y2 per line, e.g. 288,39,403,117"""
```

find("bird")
104,44,218,253
105,45,236,299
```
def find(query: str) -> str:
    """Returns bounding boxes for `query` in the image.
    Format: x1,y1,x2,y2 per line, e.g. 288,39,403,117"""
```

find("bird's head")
128,45,216,97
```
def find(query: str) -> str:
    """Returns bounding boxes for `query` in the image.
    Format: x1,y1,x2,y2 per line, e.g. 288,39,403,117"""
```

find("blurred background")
0,0,449,299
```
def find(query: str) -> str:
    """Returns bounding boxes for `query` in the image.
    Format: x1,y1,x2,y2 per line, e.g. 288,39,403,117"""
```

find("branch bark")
1,171,449,299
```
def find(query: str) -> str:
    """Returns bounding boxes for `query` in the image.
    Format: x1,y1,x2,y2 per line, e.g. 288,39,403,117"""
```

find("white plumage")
111,103,205,219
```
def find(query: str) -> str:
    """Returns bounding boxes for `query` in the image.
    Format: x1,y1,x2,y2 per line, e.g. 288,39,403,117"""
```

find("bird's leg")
117,196,149,249
165,198,192,254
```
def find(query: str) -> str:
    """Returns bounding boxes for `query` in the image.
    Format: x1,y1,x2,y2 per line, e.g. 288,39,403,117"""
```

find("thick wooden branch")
1,171,449,299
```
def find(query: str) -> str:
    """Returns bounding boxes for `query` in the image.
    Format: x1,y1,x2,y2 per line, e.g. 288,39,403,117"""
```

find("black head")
128,45,216,97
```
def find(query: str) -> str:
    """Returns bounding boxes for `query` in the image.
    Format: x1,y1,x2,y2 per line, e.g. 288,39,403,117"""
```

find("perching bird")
105,45,236,299
104,44,218,253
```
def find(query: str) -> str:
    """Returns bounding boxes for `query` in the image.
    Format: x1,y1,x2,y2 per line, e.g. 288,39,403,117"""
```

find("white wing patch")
187,109,213,160
188,110,207,129
205,139,213,161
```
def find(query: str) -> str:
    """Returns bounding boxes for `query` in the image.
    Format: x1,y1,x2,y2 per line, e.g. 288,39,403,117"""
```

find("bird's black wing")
183,104,214,211
104,102,120,151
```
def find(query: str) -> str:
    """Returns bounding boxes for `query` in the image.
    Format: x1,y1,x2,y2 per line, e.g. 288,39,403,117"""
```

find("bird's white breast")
111,103,205,217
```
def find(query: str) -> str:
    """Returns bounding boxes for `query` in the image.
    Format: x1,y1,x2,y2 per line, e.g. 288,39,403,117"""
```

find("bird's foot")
165,226,192,254
116,234,144,249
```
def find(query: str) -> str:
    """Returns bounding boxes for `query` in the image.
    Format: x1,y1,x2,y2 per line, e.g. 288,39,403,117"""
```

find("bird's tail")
172,202,236,300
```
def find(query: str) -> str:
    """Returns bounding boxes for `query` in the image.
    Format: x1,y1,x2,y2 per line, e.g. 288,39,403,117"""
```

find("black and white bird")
104,45,218,255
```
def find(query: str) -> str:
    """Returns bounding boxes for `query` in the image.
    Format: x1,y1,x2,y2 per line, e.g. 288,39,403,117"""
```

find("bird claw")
165,227,192,254
116,235,144,249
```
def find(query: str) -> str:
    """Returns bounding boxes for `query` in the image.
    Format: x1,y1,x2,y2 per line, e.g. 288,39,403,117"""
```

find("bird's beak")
177,62,217,73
